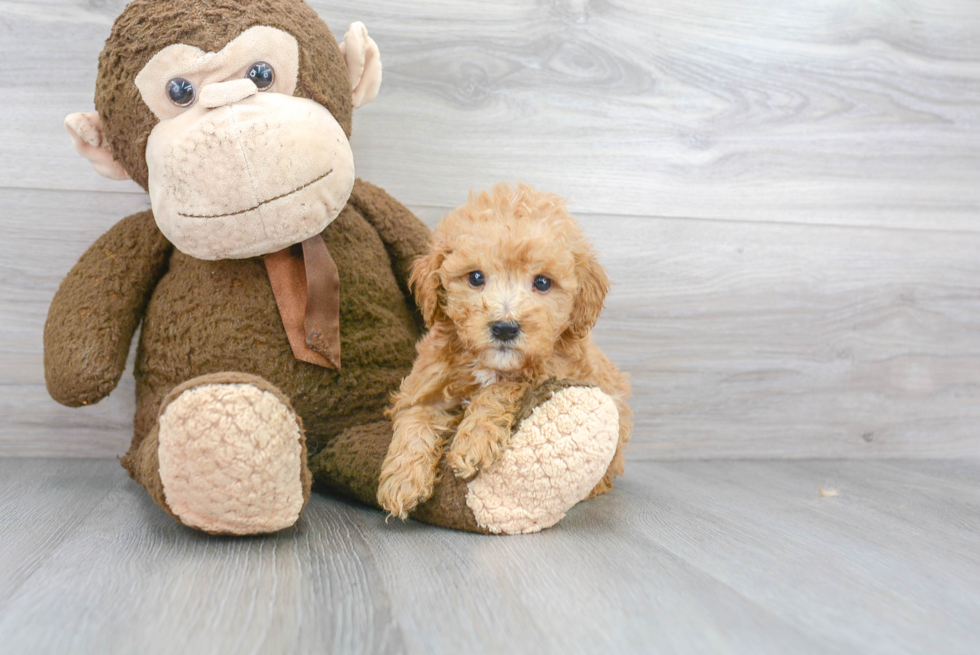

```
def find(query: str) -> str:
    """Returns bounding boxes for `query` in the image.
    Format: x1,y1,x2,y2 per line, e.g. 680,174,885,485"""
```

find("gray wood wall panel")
1,0,978,458
5,192,978,458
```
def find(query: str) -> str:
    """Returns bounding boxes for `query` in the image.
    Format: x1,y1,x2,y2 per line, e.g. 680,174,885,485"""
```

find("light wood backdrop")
1,0,978,458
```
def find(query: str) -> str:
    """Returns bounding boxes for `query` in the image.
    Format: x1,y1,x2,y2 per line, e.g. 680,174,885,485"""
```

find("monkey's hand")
44,211,171,407
449,381,527,480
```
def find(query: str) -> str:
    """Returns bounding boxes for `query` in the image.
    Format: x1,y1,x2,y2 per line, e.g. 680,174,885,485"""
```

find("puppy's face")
412,184,609,373
441,231,576,371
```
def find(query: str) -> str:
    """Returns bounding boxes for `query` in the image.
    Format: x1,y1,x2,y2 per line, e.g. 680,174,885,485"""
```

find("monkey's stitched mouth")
177,169,333,219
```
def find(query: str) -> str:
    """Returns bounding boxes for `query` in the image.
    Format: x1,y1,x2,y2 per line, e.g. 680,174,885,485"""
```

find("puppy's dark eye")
246,62,275,90
468,271,486,288
533,275,552,292
166,78,196,107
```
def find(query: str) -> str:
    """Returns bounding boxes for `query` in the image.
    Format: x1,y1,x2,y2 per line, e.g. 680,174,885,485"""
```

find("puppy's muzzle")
490,320,521,343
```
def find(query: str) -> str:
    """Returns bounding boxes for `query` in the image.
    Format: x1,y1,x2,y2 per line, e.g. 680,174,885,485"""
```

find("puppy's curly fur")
377,183,631,519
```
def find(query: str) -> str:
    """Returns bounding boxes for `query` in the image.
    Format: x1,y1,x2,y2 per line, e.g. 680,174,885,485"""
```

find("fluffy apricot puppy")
378,183,631,519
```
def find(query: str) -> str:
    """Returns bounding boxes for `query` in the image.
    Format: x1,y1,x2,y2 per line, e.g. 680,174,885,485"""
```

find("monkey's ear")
65,112,131,181
338,22,382,109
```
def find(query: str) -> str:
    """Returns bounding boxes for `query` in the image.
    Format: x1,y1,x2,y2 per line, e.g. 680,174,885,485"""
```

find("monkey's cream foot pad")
466,386,619,535
157,382,307,535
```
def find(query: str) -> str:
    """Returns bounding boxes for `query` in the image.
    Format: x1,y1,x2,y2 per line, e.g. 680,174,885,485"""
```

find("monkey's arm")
347,178,430,297
44,210,172,407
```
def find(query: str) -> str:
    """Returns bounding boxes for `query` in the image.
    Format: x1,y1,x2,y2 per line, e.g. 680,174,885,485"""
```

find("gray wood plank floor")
1,458,978,654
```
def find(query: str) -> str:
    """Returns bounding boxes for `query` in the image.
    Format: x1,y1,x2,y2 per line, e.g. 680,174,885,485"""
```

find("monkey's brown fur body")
46,0,626,535
46,185,421,448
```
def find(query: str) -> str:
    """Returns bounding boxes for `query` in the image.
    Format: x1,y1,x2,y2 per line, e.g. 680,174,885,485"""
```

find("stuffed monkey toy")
46,0,624,535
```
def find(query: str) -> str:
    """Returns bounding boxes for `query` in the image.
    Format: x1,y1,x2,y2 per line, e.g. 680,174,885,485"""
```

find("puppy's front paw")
449,423,509,480
377,458,438,520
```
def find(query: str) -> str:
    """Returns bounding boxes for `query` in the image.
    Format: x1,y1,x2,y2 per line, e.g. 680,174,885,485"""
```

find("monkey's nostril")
490,321,521,342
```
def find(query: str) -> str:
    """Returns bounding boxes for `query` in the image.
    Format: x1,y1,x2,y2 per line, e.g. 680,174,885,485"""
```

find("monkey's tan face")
134,26,356,260
144,92,354,260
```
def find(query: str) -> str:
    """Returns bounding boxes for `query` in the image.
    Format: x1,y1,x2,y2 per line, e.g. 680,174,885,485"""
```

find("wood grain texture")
5,190,978,458
1,0,979,229
1,458,978,654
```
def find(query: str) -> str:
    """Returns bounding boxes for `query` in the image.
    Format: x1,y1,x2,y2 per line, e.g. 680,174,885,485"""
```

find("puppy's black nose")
490,320,521,342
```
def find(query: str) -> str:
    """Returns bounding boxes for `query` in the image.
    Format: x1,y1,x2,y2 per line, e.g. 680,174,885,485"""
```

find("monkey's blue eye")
166,78,195,107
533,275,552,292
246,62,275,90
468,271,486,288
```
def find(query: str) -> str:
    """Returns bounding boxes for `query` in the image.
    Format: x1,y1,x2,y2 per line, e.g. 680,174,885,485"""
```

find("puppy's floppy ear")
409,242,449,328
566,247,610,339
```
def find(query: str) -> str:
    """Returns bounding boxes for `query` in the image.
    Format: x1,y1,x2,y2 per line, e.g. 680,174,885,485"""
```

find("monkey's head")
66,0,382,260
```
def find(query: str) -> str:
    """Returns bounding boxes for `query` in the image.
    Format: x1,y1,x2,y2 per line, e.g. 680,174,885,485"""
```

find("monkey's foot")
156,373,311,535
463,384,619,535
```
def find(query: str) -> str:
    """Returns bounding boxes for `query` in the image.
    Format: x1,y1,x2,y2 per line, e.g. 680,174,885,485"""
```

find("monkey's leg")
310,420,488,533
460,379,620,534
121,373,312,535
309,379,619,535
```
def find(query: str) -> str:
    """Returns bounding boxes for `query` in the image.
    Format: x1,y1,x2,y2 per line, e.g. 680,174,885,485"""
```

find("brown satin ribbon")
264,236,342,369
